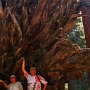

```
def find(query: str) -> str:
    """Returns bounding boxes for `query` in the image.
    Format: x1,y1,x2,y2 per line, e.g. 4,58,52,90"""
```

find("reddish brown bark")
82,8,90,47
81,0,90,85
0,0,90,90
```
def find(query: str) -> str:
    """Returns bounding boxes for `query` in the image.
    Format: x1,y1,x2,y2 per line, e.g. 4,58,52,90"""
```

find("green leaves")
68,17,86,48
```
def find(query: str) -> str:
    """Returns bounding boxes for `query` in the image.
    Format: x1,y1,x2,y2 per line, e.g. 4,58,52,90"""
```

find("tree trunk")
82,1,90,48
81,0,90,86
0,0,90,90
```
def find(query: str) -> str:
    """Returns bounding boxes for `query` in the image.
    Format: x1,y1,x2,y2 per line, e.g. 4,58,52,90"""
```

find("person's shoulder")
28,74,32,77
16,82,22,84
36,75,44,79
37,75,40,76
27,74,32,78
8,83,12,86
37,75,42,77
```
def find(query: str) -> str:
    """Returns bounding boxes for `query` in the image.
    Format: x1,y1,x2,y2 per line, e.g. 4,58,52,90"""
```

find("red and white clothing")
27,74,47,90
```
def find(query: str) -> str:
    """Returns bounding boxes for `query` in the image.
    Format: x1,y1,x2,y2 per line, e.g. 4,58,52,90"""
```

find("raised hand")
0,80,4,83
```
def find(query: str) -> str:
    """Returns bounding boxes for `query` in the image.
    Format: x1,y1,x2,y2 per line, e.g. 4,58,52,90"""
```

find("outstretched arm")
0,80,8,89
21,57,28,78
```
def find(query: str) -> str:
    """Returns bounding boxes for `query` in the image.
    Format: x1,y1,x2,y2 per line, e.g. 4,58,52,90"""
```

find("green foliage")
67,17,86,48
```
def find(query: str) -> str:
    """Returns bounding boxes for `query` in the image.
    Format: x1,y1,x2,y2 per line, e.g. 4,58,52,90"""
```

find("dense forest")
0,0,90,90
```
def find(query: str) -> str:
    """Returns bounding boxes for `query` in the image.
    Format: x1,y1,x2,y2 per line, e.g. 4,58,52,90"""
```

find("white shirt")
27,74,47,90
8,82,23,90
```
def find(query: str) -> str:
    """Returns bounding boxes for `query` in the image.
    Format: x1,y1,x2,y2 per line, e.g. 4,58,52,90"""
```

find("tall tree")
81,0,90,48
0,0,90,90
81,0,90,86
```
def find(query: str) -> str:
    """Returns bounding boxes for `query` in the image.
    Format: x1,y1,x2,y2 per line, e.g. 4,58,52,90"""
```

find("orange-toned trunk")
81,0,90,85
82,1,90,48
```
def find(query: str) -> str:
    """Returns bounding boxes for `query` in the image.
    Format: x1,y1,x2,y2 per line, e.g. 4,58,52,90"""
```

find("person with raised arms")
22,57,48,90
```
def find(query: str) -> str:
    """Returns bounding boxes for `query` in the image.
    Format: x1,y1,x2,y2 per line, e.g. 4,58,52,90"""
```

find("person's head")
30,67,36,76
10,75,16,83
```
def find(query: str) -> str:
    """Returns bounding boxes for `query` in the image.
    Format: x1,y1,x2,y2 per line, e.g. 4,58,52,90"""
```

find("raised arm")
0,80,8,89
21,57,28,78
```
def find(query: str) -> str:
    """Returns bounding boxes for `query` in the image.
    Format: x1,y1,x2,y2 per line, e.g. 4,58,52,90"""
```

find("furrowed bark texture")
0,0,90,90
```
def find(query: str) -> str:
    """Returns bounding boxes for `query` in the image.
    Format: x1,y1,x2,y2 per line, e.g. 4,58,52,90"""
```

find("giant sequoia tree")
0,0,90,90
